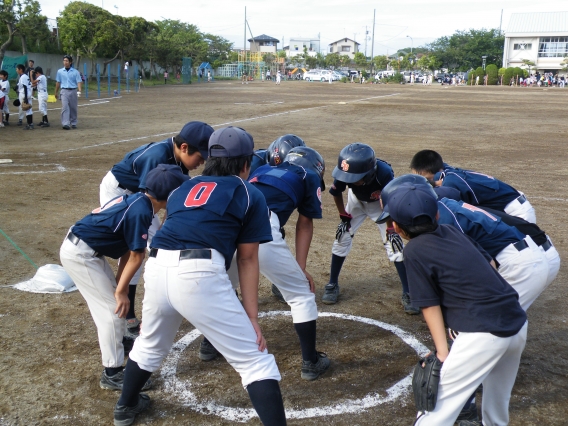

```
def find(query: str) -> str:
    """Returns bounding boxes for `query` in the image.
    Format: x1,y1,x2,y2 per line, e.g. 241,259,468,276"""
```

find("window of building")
330,46,333,53
538,37,568,57
341,45,351,52
513,43,532,50
294,45,299,51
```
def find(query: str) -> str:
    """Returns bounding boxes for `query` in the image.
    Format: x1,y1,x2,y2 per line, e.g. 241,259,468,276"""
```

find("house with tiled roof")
248,34,280,54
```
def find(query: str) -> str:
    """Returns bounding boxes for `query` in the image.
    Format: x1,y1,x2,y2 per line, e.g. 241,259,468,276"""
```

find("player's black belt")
513,239,528,252
61,88,77,90
149,248,211,260
67,231,101,257
540,240,552,252
516,194,527,204
117,182,127,190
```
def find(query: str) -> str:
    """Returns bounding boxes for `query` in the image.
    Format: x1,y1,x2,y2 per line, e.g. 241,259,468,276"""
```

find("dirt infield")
1,81,567,425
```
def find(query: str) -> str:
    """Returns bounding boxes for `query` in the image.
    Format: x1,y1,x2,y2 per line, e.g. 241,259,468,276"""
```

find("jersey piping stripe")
445,172,479,205
234,175,250,214
438,201,465,233
132,139,175,175
112,196,149,233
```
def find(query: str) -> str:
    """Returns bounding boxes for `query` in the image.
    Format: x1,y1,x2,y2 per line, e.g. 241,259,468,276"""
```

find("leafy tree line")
1,1,233,77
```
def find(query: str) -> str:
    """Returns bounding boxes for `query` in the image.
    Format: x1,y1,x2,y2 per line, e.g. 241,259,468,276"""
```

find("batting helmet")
376,174,437,224
285,146,326,189
332,143,376,184
267,134,306,166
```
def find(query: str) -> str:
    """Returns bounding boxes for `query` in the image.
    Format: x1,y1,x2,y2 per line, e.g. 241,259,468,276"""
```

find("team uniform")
436,197,549,310
18,72,33,123
34,74,48,125
0,78,10,124
405,224,528,426
250,149,268,175
100,138,190,285
437,164,536,223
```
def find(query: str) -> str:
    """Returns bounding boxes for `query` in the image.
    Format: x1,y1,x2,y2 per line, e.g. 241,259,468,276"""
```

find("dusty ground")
0,80,567,425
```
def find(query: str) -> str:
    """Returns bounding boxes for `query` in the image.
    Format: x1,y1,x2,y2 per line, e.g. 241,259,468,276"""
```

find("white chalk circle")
160,310,429,422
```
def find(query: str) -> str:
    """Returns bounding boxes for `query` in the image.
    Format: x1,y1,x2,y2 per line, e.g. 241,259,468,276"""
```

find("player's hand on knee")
303,269,315,293
386,227,404,254
250,319,267,352
114,292,130,318
336,213,353,241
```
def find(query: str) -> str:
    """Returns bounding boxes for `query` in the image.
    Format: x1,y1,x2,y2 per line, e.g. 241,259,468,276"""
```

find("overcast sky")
39,0,568,56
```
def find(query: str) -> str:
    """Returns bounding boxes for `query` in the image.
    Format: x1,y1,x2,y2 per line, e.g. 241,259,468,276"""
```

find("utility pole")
364,26,368,58
499,9,503,35
370,9,376,74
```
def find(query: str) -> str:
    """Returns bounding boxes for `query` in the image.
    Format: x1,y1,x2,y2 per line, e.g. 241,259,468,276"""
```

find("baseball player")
60,164,188,392
386,183,528,426
410,149,536,223
100,121,214,335
250,148,269,175
32,66,49,127
113,127,286,426
322,143,415,314
0,70,10,125
16,64,33,129
0,88,4,128
209,146,330,380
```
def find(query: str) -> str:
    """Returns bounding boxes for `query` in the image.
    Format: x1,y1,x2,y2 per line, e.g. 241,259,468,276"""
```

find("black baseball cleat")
457,402,479,422
62,125,70,130
199,338,220,361
100,369,152,391
114,393,151,426
271,284,286,303
322,283,339,304
301,352,330,380
401,292,420,315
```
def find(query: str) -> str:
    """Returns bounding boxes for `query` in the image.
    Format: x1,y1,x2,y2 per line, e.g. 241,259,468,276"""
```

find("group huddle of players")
59,121,560,426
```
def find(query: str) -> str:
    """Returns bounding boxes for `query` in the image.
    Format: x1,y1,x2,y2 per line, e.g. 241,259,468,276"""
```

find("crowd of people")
56,121,559,425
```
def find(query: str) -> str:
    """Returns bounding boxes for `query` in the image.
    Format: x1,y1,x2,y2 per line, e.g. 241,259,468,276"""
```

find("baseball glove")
412,352,443,413
21,101,32,111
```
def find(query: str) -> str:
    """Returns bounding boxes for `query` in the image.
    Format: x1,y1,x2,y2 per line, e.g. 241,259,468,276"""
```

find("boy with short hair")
410,149,536,223
16,64,34,129
0,70,10,125
32,66,49,127
386,183,527,425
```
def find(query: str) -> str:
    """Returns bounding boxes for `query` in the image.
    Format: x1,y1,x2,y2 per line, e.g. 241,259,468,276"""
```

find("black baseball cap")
145,164,189,201
178,121,214,159
387,183,438,227
208,126,254,158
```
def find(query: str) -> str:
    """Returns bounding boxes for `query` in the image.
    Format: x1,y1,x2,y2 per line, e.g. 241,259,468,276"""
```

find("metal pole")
97,63,101,98
134,64,138,92
117,63,121,94
407,35,413,54
370,9,376,75
244,6,246,76
83,62,88,99
126,64,130,93
499,9,503,35
107,64,111,96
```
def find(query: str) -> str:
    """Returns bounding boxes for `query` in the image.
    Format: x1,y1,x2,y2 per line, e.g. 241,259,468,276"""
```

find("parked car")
304,69,334,82
375,70,396,80
403,71,425,83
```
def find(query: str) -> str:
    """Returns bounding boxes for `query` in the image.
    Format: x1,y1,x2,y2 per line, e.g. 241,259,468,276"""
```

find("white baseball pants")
99,170,160,285
228,213,318,323
504,193,536,224
331,189,404,262
496,236,549,310
18,93,32,119
416,322,527,426
37,91,48,116
541,236,560,288
60,233,125,368
2,94,9,114
129,249,281,387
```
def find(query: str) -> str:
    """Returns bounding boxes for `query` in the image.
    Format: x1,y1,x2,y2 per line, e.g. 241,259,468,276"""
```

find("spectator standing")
32,66,49,127
164,70,168,84
54,55,83,130
24,59,36,99
475,75,479,85
207,70,212,82
266,69,271,81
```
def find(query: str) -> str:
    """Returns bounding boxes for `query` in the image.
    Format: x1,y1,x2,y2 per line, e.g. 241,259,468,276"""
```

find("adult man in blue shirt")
54,55,83,130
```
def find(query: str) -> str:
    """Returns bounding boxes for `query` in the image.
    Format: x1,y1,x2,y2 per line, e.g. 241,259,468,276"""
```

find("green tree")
521,59,535,74
152,19,207,72
373,54,389,70
315,52,325,68
486,64,498,85
416,54,441,73
503,67,515,85
325,52,340,68
353,51,367,68
339,54,351,67
204,33,233,68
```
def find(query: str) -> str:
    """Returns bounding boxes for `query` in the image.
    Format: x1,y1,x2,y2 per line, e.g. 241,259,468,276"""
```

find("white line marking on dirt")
45,93,401,154
160,310,427,422
530,196,568,202
0,163,66,175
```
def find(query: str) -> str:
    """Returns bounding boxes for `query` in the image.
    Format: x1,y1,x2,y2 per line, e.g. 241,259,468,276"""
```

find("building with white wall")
328,38,360,60
503,12,568,72
284,37,320,58
248,34,279,54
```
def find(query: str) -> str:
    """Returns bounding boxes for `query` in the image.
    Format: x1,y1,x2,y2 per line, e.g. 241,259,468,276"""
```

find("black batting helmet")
332,143,376,184
376,174,437,223
285,146,326,189
267,134,306,166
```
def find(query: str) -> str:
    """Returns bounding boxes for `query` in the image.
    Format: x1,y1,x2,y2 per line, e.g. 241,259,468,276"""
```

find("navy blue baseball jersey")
439,165,520,210
404,224,527,337
480,206,547,246
249,162,323,226
72,193,154,259
250,149,268,175
111,138,188,193
437,198,526,258
329,159,394,202
151,176,273,269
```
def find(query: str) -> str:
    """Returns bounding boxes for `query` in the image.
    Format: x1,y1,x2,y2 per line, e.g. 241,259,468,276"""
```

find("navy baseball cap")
178,121,214,159
145,164,189,201
377,174,435,224
208,126,254,158
387,183,438,227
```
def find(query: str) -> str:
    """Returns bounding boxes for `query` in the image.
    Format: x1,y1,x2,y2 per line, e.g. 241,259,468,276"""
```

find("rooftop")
506,12,568,34
329,37,361,46
248,34,280,42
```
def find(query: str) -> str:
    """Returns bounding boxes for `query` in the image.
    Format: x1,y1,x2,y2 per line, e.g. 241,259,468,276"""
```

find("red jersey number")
184,182,217,207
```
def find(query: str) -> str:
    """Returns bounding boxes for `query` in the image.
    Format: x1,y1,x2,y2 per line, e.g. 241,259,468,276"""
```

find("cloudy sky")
39,0,567,55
